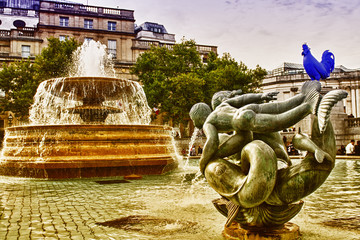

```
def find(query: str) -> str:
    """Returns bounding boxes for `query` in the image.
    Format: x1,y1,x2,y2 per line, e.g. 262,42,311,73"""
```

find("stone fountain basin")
45,77,136,101
0,124,178,179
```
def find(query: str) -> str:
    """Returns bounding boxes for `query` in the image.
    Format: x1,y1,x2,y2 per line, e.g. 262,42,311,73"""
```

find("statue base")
223,222,300,240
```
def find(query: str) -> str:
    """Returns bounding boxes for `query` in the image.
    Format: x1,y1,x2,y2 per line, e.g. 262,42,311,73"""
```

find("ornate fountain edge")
0,124,178,179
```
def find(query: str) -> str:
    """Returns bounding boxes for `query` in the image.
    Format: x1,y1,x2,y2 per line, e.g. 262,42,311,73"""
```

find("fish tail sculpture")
317,89,348,134
266,89,348,207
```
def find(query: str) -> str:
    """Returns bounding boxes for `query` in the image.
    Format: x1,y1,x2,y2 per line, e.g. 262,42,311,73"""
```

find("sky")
75,0,360,71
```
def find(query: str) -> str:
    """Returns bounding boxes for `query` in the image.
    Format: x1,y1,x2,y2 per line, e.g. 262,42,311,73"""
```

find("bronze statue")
189,81,347,229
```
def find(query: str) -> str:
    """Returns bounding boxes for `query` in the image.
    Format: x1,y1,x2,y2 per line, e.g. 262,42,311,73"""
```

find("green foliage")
163,73,206,122
204,52,266,102
131,40,267,124
0,37,80,119
131,40,206,123
34,37,80,81
0,60,38,119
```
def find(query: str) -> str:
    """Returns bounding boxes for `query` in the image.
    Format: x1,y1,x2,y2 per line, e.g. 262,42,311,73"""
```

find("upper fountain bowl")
30,76,152,125
45,76,135,102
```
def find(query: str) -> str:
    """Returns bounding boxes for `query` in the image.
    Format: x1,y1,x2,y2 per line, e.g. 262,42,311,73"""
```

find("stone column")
351,88,357,117
356,88,360,118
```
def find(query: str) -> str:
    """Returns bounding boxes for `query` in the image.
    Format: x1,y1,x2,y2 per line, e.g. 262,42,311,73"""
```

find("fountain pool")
0,158,359,239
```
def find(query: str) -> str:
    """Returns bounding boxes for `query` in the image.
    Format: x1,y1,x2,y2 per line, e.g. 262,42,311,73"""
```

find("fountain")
0,40,178,179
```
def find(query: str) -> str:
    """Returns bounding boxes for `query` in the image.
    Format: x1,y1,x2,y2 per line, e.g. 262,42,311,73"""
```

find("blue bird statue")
302,43,335,81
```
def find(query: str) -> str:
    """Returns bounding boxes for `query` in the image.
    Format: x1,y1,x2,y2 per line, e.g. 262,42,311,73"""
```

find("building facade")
0,0,218,79
262,63,360,147
0,0,42,64
38,1,136,77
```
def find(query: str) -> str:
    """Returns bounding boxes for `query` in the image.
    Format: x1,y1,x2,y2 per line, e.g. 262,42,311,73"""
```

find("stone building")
0,0,217,79
38,0,136,78
133,21,217,65
0,0,41,63
262,62,360,148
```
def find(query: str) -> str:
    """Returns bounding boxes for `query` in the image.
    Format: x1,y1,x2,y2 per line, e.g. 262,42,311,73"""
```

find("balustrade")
0,29,35,38
53,2,133,19
345,117,360,128
132,40,159,49
0,30,10,37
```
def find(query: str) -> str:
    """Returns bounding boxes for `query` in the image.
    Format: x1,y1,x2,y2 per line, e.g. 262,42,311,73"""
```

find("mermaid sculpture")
189,81,347,230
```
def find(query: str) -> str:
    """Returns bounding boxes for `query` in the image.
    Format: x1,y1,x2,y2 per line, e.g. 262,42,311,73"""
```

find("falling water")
183,128,200,169
28,78,152,125
69,40,115,78
28,40,152,125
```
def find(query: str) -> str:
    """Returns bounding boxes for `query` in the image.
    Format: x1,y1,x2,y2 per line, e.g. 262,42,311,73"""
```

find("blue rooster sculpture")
302,43,335,81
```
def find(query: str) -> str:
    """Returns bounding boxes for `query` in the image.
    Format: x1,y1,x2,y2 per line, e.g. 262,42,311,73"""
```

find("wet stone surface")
0,159,359,240
97,215,198,235
0,171,224,240
323,216,360,231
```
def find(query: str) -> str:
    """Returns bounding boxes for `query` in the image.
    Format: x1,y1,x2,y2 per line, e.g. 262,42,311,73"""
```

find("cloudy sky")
76,0,360,71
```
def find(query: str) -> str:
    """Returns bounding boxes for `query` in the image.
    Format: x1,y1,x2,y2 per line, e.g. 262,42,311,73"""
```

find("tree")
131,40,205,123
164,72,206,122
131,40,267,125
0,37,80,120
203,52,267,102
34,37,80,81
0,60,38,119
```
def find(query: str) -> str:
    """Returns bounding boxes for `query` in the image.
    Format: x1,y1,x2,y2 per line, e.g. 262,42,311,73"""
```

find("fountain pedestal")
223,222,300,240
0,124,177,179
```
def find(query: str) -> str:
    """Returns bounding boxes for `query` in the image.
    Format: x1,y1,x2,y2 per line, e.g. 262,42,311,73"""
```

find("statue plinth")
223,222,300,240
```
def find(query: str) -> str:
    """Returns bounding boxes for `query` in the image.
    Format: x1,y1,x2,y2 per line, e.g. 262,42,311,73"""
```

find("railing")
266,70,360,80
0,30,10,37
0,28,36,38
345,118,360,128
79,5,97,13
12,8,29,16
132,40,217,54
103,8,121,15
0,8,38,17
132,40,160,49
55,3,74,9
50,1,134,19
18,28,35,37
196,45,217,54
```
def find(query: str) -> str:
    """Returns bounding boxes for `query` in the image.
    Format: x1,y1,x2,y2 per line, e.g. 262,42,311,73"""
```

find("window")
21,45,30,58
59,35,68,41
59,16,69,27
107,40,117,58
84,37,93,43
84,19,93,29
150,27,162,33
108,21,116,31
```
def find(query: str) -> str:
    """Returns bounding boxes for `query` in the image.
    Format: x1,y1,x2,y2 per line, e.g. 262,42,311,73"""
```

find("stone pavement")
0,177,161,240
0,178,117,239
0,173,224,240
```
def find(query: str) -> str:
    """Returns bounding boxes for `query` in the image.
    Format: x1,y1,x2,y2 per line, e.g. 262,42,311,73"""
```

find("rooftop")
269,62,359,76
135,22,168,34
